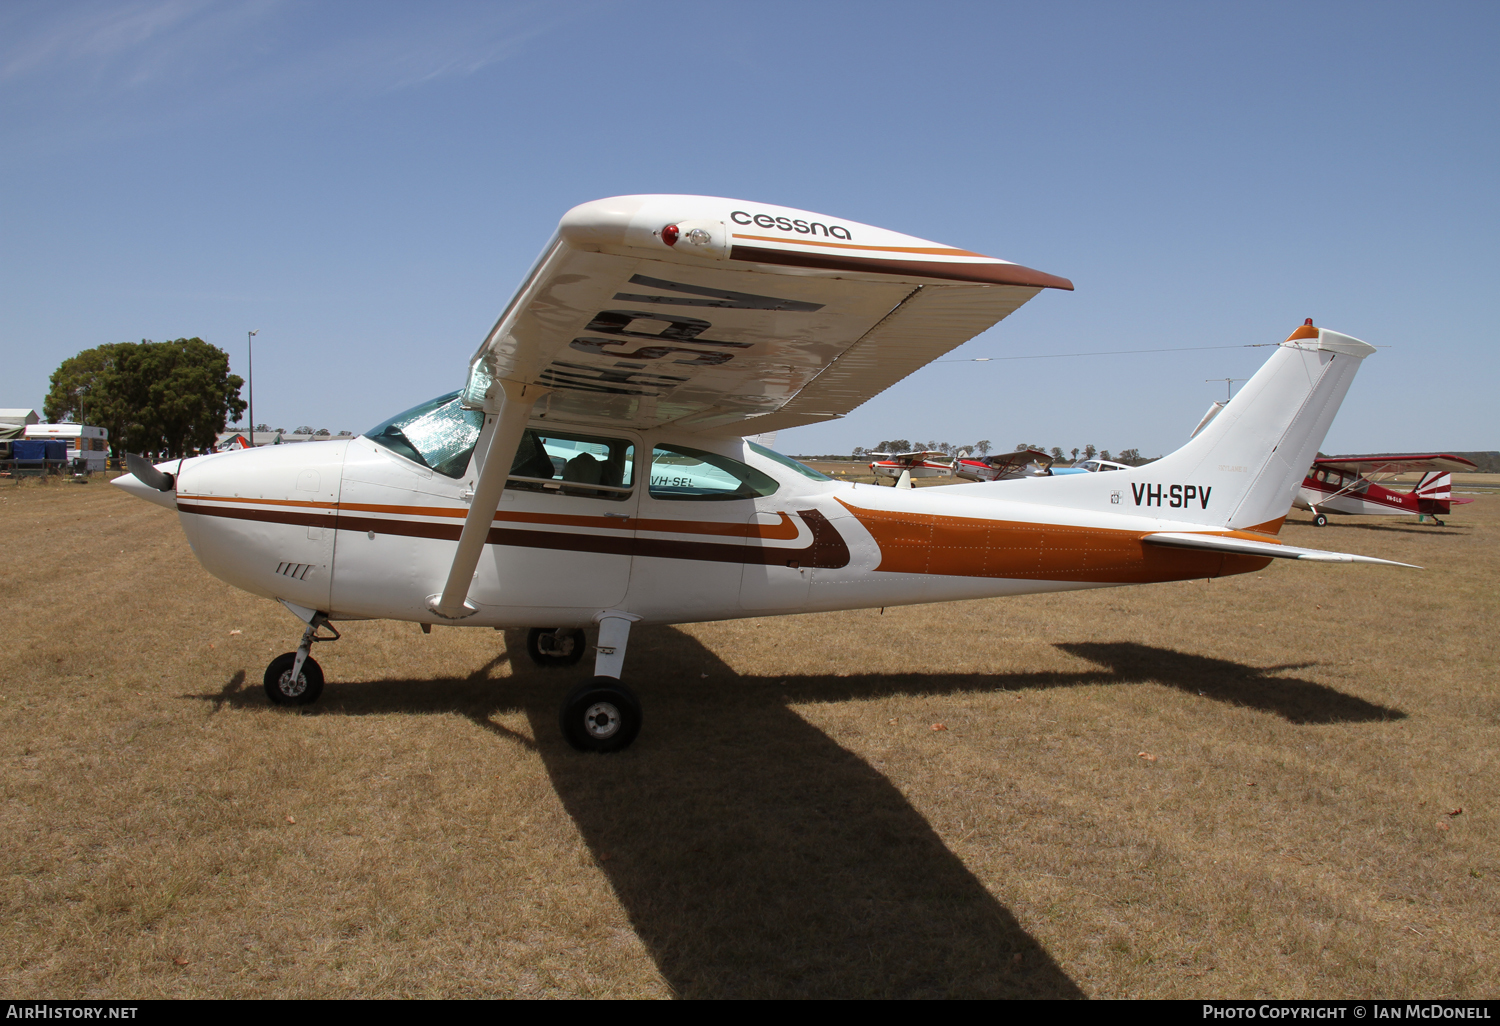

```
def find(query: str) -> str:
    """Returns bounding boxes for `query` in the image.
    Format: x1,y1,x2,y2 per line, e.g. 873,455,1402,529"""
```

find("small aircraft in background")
1295,453,1477,526
1052,457,1133,476
868,450,955,486
953,448,1055,482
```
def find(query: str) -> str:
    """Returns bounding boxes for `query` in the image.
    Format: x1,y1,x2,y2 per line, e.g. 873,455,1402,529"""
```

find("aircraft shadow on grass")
190,628,1403,998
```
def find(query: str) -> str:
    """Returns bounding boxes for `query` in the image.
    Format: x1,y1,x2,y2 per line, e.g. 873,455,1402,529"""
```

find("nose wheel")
264,613,339,706
264,652,324,705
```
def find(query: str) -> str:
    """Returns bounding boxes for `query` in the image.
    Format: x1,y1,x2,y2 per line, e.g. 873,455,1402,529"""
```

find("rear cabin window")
508,430,635,501
748,441,832,482
649,444,778,501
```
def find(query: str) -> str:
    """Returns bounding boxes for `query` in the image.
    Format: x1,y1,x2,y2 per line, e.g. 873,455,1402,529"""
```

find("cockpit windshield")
364,391,484,478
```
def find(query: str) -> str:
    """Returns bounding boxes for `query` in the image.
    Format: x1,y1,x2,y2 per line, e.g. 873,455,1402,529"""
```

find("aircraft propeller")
125,453,175,492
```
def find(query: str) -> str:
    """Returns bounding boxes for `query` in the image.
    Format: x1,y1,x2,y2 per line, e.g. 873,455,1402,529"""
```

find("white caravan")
24,423,109,471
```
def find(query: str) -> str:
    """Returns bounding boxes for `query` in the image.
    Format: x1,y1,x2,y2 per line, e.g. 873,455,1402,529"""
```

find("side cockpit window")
508,429,635,501
365,391,483,478
366,395,635,498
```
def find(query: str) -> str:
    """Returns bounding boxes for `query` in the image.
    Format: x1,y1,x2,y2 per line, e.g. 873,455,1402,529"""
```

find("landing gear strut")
558,612,642,753
265,614,339,706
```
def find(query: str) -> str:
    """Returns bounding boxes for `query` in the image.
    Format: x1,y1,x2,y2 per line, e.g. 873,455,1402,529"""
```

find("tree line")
44,339,245,458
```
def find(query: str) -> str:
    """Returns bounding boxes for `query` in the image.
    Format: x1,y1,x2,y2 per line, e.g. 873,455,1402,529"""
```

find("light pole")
248,330,258,446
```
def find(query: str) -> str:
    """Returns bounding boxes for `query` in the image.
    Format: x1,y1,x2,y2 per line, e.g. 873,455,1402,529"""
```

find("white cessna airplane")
116,195,1413,752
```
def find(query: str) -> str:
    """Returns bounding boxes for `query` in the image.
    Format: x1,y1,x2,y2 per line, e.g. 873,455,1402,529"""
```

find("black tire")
1313,513,1328,527
559,677,641,753
264,652,324,706
526,627,587,667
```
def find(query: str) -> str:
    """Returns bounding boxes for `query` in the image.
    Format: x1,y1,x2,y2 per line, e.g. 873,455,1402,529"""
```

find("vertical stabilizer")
1202,324,1376,530
1414,471,1451,501
960,321,1377,532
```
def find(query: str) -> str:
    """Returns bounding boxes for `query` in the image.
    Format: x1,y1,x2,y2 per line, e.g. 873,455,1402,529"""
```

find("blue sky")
2,1,1495,457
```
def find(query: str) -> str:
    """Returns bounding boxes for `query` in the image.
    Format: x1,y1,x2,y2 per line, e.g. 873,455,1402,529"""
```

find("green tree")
44,338,245,458
44,343,133,448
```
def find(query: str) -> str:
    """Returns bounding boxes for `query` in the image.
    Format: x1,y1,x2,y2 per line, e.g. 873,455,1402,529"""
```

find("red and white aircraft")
953,448,1055,482
1295,453,1477,526
115,194,1414,753
868,451,955,486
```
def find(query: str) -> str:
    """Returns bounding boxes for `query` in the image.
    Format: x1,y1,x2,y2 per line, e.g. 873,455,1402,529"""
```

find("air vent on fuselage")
275,562,313,581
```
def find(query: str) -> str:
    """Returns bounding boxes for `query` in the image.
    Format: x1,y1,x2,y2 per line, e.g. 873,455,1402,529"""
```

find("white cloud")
0,0,598,159
0,0,579,97
0,0,276,84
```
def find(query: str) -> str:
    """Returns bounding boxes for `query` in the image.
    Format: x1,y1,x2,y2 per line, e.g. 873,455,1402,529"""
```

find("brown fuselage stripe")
180,503,333,530
729,245,1075,291
178,503,850,569
176,495,800,539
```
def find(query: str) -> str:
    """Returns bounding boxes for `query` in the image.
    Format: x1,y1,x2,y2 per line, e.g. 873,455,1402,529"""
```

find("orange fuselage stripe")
834,498,1272,583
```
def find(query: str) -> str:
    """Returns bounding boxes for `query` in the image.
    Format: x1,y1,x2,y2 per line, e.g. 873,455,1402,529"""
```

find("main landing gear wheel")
559,677,642,753
1313,513,1329,527
264,652,324,706
526,627,587,667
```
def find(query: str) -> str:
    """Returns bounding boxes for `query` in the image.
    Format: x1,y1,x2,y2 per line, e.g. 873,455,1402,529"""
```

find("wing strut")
427,378,552,619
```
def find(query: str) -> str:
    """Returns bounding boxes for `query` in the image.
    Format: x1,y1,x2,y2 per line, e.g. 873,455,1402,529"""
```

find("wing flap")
1142,532,1420,568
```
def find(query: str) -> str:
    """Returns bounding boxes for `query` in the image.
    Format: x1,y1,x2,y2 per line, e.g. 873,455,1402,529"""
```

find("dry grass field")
1,477,1495,998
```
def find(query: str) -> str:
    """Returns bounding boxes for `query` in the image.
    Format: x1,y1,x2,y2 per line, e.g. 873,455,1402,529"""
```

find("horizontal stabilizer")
1142,532,1420,568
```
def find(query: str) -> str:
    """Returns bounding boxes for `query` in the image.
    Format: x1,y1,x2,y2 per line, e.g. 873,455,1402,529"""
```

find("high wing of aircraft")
1295,453,1478,526
953,448,1055,482
115,196,1414,754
